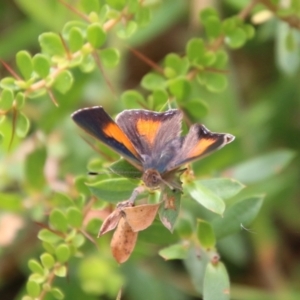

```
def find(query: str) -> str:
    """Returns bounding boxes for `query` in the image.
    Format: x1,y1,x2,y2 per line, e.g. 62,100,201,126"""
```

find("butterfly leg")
128,186,145,204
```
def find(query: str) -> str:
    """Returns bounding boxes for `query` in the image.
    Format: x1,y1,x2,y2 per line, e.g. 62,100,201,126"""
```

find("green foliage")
0,1,299,300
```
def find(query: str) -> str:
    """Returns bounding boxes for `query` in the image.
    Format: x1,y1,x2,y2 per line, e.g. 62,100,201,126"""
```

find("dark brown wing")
116,109,183,172
167,124,234,171
72,106,141,168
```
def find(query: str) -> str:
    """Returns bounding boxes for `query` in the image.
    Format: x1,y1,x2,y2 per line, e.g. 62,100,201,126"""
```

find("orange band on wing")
103,122,139,157
136,119,161,145
187,138,215,158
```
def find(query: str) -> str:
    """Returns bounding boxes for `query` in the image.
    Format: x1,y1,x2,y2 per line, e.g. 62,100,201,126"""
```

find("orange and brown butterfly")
71,106,234,190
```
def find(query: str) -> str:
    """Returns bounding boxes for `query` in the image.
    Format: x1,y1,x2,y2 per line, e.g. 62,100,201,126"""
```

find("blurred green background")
0,0,300,299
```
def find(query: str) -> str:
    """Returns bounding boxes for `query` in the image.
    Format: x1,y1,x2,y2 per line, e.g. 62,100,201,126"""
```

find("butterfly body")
72,106,234,190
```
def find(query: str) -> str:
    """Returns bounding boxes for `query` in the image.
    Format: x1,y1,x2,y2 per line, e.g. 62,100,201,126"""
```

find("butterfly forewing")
71,106,141,168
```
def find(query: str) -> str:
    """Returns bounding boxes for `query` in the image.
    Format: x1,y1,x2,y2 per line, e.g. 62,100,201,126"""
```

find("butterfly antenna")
88,171,99,176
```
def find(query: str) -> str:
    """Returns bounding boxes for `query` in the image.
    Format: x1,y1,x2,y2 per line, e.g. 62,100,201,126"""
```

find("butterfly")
71,106,234,190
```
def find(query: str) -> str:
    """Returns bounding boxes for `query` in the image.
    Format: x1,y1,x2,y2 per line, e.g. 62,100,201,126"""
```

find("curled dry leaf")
123,203,160,232
99,200,160,263
111,217,138,263
98,200,133,236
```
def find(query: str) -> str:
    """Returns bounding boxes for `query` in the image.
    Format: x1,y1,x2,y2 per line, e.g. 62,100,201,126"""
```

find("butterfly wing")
116,109,183,172
72,106,141,168
168,124,234,170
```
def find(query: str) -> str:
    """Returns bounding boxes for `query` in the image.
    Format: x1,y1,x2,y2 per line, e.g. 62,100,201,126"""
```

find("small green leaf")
136,6,151,26
16,51,33,80
54,265,67,277
242,24,255,39
164,53,189,77
203,16,222,39
15,92,25,109
203,262,230,300
80,0,100,13
121,90,145,108
159,187,181,232
186,182,225,215
39,32,65,56
197,72,227,93
29,273,45,284
197,178,245,200
127,0,139,13
117,20,137,38
212,195,264,239
16,112,30,138
38,229,63,244
52,192,74,208
186,38,205,64
222,18,238,35
212,50,228,68
181,99,208,120
75,176,91,196
151,89,168,109
159,243,188,260
87,24,106,48
106,0,126,10
199,7,219,23
40,253,55,269
55,244,71,263
42,242,55,254
277,21,300,75
68,27,84,52
99,48,120,68
175,217,193,238
141,73,166,91
0,77,17,90
28,259,44,275
196,219,216,249
50,209,68,232
32,54,50,78
109,159,142,179
53,70,73,94
66,207,83,228
26,280,40,298
229,150,296,184
184,247,210,294
225,28,247,48
0,192,22,211
25,147,46,190
168,77,191,100
99,4,110,23
62,21,87,38
0,88,14,110
87,178,138,203
71,233,85,248
27,89,47,99
79,54,95,73
50,287,64,300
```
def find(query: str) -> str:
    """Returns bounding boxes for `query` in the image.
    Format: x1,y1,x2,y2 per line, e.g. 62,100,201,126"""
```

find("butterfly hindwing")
71,107,141,167
169,124,234,170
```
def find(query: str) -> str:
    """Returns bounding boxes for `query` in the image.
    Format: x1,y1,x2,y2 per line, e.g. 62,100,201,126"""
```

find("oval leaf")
203,262,230,300
197,178,244,200
186,182,225,215
229,150,296,184
87,178,138,203
212,195,264,239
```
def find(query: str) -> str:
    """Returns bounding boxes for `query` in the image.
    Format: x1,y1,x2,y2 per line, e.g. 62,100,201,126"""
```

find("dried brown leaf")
123,203,160,232
110,217,138,263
